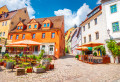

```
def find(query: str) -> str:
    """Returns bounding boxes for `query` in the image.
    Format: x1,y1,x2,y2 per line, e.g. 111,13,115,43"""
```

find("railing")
79,55,110,64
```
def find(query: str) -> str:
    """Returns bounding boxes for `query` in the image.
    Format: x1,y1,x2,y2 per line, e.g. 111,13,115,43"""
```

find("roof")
35,15,64,29
11,15,64,32
80,5,102,25
101,0,111,3
0,8,27,22
0,5,9,14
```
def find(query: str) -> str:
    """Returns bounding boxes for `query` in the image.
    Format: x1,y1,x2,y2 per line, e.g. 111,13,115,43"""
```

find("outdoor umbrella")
76,47,89,51
9,40,41,45
82,42,104,47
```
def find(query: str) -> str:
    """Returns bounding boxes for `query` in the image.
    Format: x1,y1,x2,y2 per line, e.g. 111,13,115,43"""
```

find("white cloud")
0,0,35,18
54,3,91,31
97,0,101,4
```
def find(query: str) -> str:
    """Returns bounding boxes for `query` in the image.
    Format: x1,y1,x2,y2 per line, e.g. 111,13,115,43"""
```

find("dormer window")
44,24,46,27
34,24,37,28
29,25,31,29
21,26,23,29
47,23,50,27
18,26,20,29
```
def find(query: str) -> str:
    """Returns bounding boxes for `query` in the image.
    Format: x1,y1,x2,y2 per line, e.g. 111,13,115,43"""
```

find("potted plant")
4,53,9,59
75,55,79,60
6,59,16,69
0,59,4,66
25,66,32,73
33,64,46,73
41,58,51,71
93,52,97,56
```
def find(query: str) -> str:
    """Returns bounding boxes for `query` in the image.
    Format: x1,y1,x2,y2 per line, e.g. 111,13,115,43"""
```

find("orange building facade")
8,16,65,58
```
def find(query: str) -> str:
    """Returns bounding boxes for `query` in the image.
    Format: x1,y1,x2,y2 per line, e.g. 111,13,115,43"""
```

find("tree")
106,40,120,63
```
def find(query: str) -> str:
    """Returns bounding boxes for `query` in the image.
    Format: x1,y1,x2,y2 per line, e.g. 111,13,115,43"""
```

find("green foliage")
36,64,46,69
94,45,106,56
4,53,9,58
25,66,32,69
33,55,37,60
65,47,68,53
38,49,45,59
106,40,120,58
82,51,85,55
0,59,3,62
19,64,23,68
93,52,97,56
75,55,79,59
7,59,16,65
44,58,52,62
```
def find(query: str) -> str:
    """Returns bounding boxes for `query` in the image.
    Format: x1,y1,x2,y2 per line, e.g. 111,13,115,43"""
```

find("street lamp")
107,29,113,40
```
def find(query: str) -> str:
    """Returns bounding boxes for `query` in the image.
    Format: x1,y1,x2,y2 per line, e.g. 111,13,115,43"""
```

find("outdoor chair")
19,52,23,57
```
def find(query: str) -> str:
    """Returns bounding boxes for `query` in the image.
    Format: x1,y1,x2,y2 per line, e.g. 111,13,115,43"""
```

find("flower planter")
33,67,45,73
26,68,32,73
6,62,14,69
4,62,7,67
41,59,50,71
49,64,54,69
0,62,4,65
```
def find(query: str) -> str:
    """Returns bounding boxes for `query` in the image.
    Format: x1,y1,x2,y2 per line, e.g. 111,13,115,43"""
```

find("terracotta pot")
27,68,32,73
0,62,4,66
49,64,54,69
4,62,7,67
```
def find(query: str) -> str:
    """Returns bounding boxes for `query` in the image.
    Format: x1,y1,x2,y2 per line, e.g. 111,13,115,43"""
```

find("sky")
0,0,101,31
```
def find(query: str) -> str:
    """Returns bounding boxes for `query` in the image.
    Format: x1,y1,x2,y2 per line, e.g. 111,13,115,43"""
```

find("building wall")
0,5,9,14
8,30,64,58
102,0,120,63
81,11,108,45
10,8,30,32
0,20,11,38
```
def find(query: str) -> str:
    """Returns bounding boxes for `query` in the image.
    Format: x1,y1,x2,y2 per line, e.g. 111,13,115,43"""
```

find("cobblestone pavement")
0,54,120,82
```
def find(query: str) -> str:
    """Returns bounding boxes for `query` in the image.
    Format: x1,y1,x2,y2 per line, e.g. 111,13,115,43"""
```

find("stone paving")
0,54,120,82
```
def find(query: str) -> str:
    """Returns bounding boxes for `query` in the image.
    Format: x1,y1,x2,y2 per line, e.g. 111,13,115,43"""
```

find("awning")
6,45,27,47
76,47,89,51
9,40,41,45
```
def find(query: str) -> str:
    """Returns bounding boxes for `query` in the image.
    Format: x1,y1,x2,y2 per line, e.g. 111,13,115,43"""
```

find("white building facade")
102,0,120,63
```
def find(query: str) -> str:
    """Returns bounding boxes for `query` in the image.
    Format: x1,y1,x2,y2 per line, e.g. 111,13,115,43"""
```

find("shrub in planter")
0,59,4,66
33,64,46,73
25,66,32,73
93,52,97,56
75,55,79,59
4,53,9,59
41,58,51,71
6,59,16,69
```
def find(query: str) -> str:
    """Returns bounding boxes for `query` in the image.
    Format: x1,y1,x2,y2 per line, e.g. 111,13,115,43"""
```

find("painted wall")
102,0,120,63
0,5,9,14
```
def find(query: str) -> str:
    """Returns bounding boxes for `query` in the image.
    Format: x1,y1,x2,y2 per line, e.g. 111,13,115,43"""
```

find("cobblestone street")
0,54,120,82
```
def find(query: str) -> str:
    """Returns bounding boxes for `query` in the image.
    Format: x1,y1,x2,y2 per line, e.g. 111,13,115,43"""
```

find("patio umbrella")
6,45,27,47
9,40,41,45
82,42,104,47
76,47,89,51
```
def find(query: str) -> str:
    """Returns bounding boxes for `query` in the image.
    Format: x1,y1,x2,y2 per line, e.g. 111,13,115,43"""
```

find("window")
3,32,5,36
29,25,31,29
47,23,50,27
96,32,99,40
22,34,25,39
94,18,97,25
110,4,117,13
34,25,37,28
5,21,7,26
88,23,90,29
2,22,4,26
44,24,46,27
16,35,19,39
32,34,35,39
83,26,85,31
112,22,119,32
89,35,91,42
18,26,20,29
10,35,13,40
42,33,45,38
84,37,86,43
52,33,55,38
21,26,23,29
42,45,45,50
